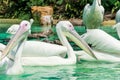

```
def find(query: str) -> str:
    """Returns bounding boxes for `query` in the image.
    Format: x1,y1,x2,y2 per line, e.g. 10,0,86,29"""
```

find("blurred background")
0,0,119,20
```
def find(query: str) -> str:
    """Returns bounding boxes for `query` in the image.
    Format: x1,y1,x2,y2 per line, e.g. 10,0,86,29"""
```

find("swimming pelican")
115,9,120,23
6,19,67,57
79,29,120,62
20,21,97,66
83,0,104,29
0,20,30,75
82,29,120,55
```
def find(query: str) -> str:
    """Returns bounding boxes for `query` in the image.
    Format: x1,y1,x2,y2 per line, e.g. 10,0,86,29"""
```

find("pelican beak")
0,25,29,60
65,29,97,59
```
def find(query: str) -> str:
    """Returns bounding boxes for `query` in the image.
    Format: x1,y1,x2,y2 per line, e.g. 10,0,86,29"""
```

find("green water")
1,61,120,80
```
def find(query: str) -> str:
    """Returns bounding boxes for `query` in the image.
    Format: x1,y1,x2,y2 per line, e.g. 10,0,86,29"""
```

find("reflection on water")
1,61,120,80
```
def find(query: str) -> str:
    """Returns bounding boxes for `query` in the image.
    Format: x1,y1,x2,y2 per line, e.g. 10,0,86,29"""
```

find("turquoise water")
1,61,120,80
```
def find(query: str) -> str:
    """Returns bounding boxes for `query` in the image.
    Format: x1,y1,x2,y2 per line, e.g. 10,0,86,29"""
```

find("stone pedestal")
31,6,53,34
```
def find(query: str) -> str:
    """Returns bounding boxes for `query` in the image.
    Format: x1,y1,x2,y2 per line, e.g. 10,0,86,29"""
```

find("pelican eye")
25,24,28,26
69,25,72,27
69,25,74,31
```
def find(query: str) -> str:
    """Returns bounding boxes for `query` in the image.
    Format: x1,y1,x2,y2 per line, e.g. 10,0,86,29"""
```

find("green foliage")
64,0,89,18
112,1,120,13
102,0,120,13
27,0,44,7
56,0,63,5
0,0,120,19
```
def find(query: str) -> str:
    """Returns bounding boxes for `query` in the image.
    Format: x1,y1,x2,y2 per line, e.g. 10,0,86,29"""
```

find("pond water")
1,61,120,80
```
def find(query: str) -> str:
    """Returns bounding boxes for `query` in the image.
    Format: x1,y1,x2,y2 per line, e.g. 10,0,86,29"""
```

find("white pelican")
80,29,120,62
0,20,31,75
6,19,67,57
81,29,120,54
115,9,120,23
83,0,104,29
20,21,97,66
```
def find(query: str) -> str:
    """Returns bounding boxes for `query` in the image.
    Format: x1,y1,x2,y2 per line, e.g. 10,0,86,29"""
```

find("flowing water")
1,61,120,80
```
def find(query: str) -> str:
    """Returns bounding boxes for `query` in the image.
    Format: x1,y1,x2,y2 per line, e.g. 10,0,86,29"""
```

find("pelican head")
56,21,97,59
6,19,33,35
0,20,31,60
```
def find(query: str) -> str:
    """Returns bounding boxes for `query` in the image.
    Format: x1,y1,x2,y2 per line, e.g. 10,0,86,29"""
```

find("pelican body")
77,50,120,62
79,28,120,62
83,0,104,29
23,41,67,57
82,29,120,56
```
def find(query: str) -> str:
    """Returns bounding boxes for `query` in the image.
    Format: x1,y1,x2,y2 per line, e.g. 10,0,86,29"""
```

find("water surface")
1,61,120,80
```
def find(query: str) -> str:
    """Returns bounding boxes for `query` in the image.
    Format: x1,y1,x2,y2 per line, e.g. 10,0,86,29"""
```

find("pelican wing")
82,29,120,57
